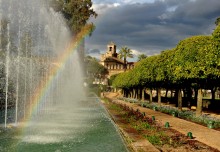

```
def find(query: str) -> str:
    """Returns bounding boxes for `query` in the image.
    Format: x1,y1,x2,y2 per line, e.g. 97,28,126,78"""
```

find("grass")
145,134,162,145
109,104,123,111
132,121,152,132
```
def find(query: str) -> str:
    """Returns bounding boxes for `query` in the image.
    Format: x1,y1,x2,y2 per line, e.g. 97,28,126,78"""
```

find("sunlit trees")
112,24,220,116
172,35,214,114
112,71,133,97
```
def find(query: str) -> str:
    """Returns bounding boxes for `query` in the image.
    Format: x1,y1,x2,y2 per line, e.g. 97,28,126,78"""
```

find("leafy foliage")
50,0,97,34
215,17,220,26
172,35,213,80
112,24,220,100
137,53,147,61
213,24,220,42
109,74,119,86
85,56,108,79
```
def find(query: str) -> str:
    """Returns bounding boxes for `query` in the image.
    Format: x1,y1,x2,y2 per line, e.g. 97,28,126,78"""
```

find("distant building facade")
100,42,135,78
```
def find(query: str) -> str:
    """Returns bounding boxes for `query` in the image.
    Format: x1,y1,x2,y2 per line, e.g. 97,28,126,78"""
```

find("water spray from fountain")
0,0,128,151
0,0,78,127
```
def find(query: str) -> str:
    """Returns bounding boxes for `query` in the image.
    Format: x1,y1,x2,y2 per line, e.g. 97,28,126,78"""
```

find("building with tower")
100,42,135,78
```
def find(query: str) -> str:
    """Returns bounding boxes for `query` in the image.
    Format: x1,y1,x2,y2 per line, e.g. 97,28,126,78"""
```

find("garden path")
105,92,220,151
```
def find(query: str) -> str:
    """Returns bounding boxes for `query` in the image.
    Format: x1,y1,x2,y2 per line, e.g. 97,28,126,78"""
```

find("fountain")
0,0,128,151
0,0,68,125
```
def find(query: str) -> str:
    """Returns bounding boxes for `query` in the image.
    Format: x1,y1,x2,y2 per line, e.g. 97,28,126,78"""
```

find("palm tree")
119,46,133,71
137,53,147,61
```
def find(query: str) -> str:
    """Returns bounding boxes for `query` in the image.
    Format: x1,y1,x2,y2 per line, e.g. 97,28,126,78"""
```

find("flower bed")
118,97,220,129
103,98,219,151
145,102,220,129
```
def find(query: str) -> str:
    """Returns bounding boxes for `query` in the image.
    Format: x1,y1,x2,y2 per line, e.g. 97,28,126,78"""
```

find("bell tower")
107,42,117,57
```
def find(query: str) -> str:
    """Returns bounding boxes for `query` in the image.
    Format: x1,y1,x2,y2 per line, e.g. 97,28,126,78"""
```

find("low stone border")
102,98,159,152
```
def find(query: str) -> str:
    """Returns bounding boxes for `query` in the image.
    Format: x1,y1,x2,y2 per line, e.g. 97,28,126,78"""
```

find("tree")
50,0,97,72
109,74,119,86
213,24,220,41
172,35,216,115
137,53,147,61
112,71,133,97
85,56,108,80
215,17,220,26
119,46,133,71
50,0,97,34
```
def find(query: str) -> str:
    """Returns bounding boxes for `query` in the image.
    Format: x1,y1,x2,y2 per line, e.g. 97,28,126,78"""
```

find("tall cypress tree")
50,0,97,72
50,0,97,34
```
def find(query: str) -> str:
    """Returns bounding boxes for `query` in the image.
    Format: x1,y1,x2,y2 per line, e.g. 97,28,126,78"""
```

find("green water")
0,96,128,152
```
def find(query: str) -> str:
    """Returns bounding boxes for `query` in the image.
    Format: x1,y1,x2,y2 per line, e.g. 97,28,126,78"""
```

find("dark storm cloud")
86,0,220,55
88,49,101,54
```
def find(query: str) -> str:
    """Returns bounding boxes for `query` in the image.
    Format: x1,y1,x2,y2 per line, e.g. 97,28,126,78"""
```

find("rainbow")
20,25,92,127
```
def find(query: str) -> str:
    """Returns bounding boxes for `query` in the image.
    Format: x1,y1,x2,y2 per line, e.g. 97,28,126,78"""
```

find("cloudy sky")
85,0,220,61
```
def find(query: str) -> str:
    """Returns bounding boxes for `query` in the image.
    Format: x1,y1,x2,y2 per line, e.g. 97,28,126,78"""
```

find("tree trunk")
196,89,203,116
142,88,145,101
122,89,124,97
132,89,135,98
124,89,126,97
129,89,132,98
124,58,126,71
186,87,192,102
125,89,128,97
178,89,182,110
165,89,168,98
171,90,173,98
138,88,141,100
133,89,136,99
157,88,161,106
126,89,129,98
211,87,216,101
183,89,186,98
127,89,130,97
135,88,138,99
149,89,153,103
130,89,133,98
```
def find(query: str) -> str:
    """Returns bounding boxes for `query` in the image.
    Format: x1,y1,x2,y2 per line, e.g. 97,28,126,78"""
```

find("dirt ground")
103,92,220,152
